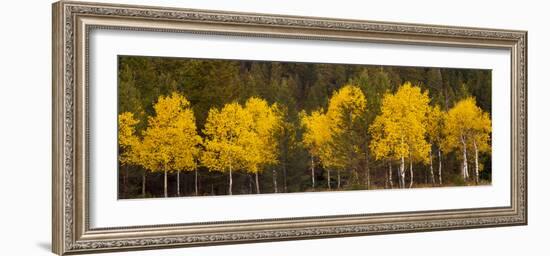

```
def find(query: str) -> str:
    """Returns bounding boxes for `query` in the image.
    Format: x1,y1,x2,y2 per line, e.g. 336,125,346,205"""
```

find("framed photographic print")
52,1,527,255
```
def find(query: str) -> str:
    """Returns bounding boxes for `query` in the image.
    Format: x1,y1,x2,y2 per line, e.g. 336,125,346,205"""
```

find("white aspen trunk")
388,162,393,189
164,169,168,198
272,169,278,193
384,162,388,189
194,169,198,196
327,169,331,190
142,172,146,197
409,157,414,188
177,170,181,197
429,148,435,185
397,159,402,188
399,136,406,189
228,164,233,196
337,170,341,189
438,148,443,185
460,135,469,181
474,140,479,185
397,160,401,188
311,156,315,190
255,172,260,194
400,156,405,189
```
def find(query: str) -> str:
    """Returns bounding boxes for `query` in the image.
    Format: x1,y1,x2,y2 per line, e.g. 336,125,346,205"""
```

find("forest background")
118,55,492,199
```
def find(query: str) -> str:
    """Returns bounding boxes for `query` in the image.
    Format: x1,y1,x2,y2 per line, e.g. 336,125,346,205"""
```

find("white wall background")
0,0,547,255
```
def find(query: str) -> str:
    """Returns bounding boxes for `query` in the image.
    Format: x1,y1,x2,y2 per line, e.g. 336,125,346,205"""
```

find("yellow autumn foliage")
201,102,255,173
140,92,202,173
118,112,141,166
244,97,282,173
369,82,431,164
301,85,367,171
326,85,367,128
442,97,491,156
300,109,343,169
426,105,445,146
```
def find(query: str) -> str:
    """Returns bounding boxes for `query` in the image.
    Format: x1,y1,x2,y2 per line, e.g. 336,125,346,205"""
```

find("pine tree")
326,85,368,188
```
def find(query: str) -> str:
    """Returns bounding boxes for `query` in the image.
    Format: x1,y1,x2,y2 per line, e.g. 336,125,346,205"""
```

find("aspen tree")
140,93,201,197
201,103,255,195
244,97,282,194
369,82,430,188
443,97,491,183
118,112,141,197
300,110,331,190
426,105,445,185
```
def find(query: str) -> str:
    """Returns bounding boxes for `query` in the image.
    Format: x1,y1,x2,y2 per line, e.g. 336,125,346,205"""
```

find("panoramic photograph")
117,56,492,199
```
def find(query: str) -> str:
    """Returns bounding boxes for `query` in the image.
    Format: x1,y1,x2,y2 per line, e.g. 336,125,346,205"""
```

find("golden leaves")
301,85,367,170
369,82,431,164
244,97,282,172
326,85,367,125
139,92,202,173
118,112,141,166
442,97,492,155
426,105,445,145
119,82,492,180
201,98,282,174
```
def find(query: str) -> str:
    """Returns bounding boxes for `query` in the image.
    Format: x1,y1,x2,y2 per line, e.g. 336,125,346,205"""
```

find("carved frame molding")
52,1,527,255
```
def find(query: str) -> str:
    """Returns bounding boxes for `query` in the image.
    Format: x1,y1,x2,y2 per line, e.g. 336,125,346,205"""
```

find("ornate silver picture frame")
52,1,527,255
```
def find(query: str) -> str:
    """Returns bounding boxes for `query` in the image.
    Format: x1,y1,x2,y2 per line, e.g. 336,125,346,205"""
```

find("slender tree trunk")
388,161,393,189
311,156,315,190
255,172,260,194
397,161,401,188
474,140,479,185
177,170,181,197
272,169,278,193
409,157,414,188
438,148,443,185
429,148,435,185
399,136,406,189
337,170,341,189
400,156,405,189
194,169,198,196
397,164,403,188
164,169,168,198
384,162,388,189
228,164,233,196
460,135,469,181
142,171,147,197
327,169,331,190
